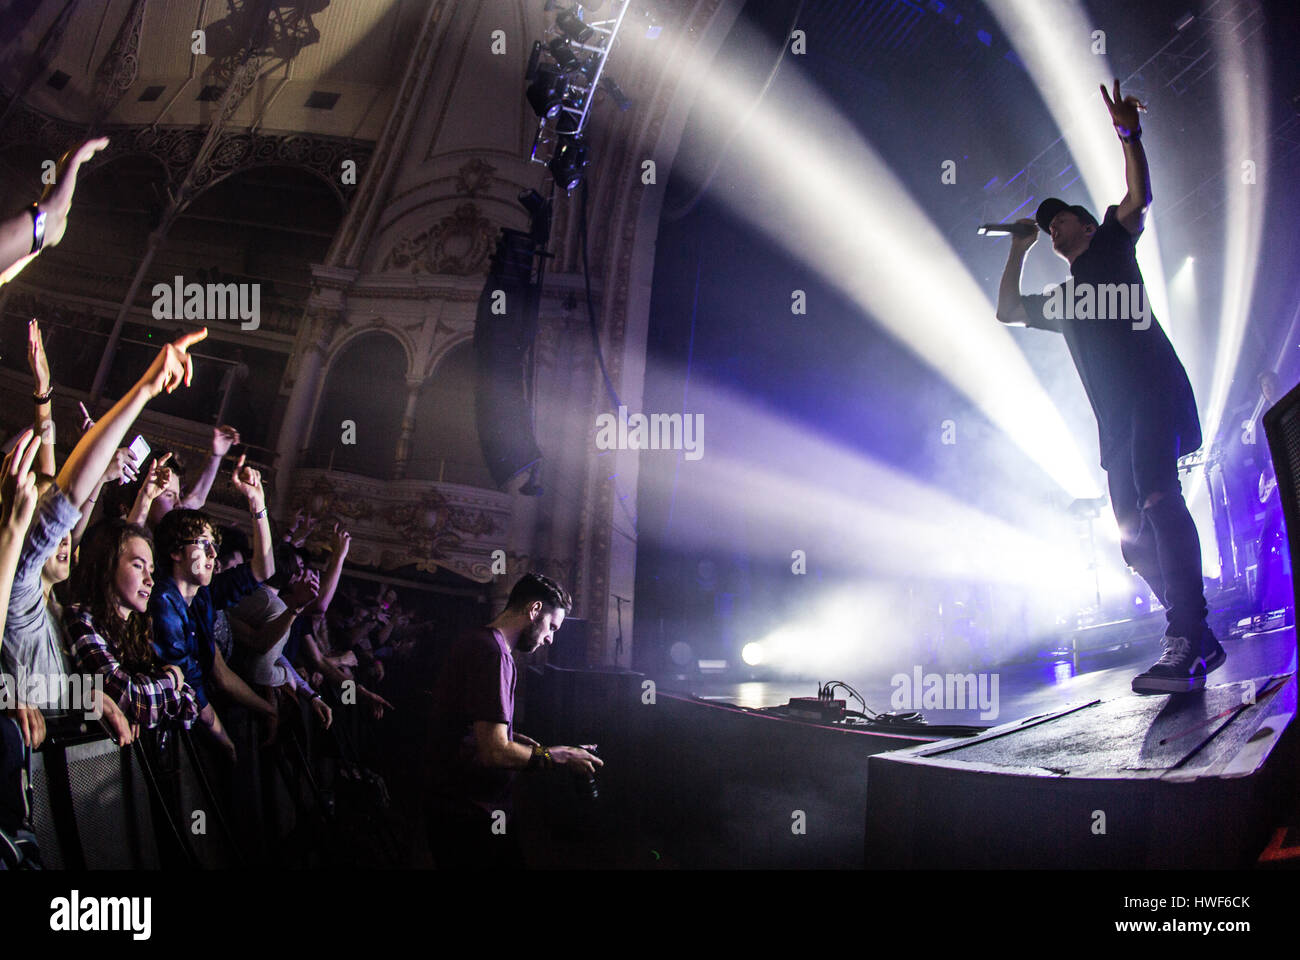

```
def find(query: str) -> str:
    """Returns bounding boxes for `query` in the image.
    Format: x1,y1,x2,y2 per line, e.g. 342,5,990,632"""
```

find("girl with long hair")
64,520,198,729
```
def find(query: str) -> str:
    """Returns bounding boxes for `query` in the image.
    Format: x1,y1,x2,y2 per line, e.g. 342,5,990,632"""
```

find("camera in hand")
576,745,599,801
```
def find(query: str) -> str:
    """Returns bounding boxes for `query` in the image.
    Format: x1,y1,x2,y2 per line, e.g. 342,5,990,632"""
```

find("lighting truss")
529,0,634,171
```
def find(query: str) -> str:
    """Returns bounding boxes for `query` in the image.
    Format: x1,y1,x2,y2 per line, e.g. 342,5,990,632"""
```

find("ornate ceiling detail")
454,157,495,197
379,202,495,276
0,96,372,205
92,0,148,120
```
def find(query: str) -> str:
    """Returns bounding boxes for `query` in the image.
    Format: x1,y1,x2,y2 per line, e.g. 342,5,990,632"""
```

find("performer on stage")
995,79,1223,694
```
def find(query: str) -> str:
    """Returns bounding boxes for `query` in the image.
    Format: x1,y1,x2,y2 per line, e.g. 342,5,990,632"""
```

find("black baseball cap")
1035,198,1098,232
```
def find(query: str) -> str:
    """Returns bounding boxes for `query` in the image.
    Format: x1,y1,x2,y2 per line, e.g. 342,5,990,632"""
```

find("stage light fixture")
548,135,588,191
547,37,580,71
526,65,568,118
556,7,594,43
556,103,582,135
741,642,765,666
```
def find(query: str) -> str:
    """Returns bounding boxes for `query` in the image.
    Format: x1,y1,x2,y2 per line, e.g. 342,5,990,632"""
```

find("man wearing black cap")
995,79,1222,695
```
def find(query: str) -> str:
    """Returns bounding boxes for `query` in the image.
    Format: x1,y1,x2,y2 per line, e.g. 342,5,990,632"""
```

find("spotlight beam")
983,0,1176,388
670,27,1099,498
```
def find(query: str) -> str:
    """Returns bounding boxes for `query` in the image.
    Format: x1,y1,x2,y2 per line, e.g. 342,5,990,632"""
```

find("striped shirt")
64,604,199,729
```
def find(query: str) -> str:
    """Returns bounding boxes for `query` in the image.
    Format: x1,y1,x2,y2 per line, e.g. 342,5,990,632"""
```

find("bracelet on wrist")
251,505,267,520
29,204,46,254
529,743,554,770
1119,127,1141,143
33,389,53,404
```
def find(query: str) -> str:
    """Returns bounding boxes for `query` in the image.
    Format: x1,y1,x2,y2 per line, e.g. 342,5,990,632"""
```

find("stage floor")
666,623,1298,728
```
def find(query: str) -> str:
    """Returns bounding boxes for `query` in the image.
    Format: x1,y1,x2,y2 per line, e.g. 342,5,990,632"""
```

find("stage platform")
863,665,1299,868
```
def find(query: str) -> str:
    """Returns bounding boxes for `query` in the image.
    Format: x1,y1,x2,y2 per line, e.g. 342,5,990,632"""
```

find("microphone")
977,222,1038,238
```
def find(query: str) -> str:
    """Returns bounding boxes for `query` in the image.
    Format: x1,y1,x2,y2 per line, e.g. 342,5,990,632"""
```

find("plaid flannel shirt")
64,605,199,729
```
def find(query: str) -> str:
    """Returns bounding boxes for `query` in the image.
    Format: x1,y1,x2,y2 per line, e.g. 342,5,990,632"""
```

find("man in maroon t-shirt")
425,573,601,868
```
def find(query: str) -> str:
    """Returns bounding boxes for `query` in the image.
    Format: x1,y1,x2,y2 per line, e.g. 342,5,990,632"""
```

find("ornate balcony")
285,469,513,582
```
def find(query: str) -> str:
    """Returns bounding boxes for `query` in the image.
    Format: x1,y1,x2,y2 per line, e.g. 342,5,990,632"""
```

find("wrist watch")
29,204,46,254
1119,127,1142,143
251,505,267,520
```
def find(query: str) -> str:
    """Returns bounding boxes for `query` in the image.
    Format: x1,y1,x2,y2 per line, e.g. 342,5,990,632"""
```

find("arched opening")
406,341,493,486
308,331,407,478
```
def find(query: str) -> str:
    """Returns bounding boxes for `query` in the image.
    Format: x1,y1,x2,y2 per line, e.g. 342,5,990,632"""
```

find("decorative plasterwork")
454,157,495,196
379,202,496,276
288,469,512,581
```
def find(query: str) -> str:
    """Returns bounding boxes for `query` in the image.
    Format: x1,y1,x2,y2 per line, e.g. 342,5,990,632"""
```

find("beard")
520,618,547,653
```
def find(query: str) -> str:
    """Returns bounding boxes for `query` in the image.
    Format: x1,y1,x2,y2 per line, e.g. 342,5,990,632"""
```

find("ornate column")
392,378,424,480
271,266,352,515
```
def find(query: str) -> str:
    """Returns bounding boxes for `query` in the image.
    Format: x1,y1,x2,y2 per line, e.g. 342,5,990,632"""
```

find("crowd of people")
0,308,426,859
1,139,601,869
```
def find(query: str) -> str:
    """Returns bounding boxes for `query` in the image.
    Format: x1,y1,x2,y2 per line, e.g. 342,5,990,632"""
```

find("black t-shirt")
1021,206,1200,469
425,626,516,814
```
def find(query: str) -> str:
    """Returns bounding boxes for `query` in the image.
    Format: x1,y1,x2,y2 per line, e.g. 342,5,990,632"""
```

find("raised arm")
126,453,173,526
995,219,1040,325
230,454,273,582
0,138,110,285
1101,79,1151,235
56,329,208,510
0,431,41,642
27,320,56,478
181,426,240,509
307,524,350,615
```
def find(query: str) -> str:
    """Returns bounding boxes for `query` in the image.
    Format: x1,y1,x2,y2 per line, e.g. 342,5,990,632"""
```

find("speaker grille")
29,738,161,870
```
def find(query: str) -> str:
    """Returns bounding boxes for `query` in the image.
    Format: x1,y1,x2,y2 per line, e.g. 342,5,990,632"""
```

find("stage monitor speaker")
1263,381,1300,641
474,254,542,487
29,730,160,870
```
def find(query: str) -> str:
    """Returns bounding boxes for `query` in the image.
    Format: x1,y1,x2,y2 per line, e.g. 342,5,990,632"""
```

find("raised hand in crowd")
230,453,274,583
103,447,142,486
27,319,56,477
27,318,51,398
284,507,316,548
1,137,109,284
126,452,174,527
0,429,41,648
57,327,208,513
178,425,241,512
212,425,240,456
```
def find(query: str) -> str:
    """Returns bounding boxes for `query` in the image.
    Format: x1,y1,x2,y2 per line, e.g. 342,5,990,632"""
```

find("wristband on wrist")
1119,127,1141,143
32,388,53,404
529,743,554,770
251,505,267,520
29,204,46,254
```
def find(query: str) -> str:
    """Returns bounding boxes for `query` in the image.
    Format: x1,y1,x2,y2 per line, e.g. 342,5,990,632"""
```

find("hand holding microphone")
978,219,1039,244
